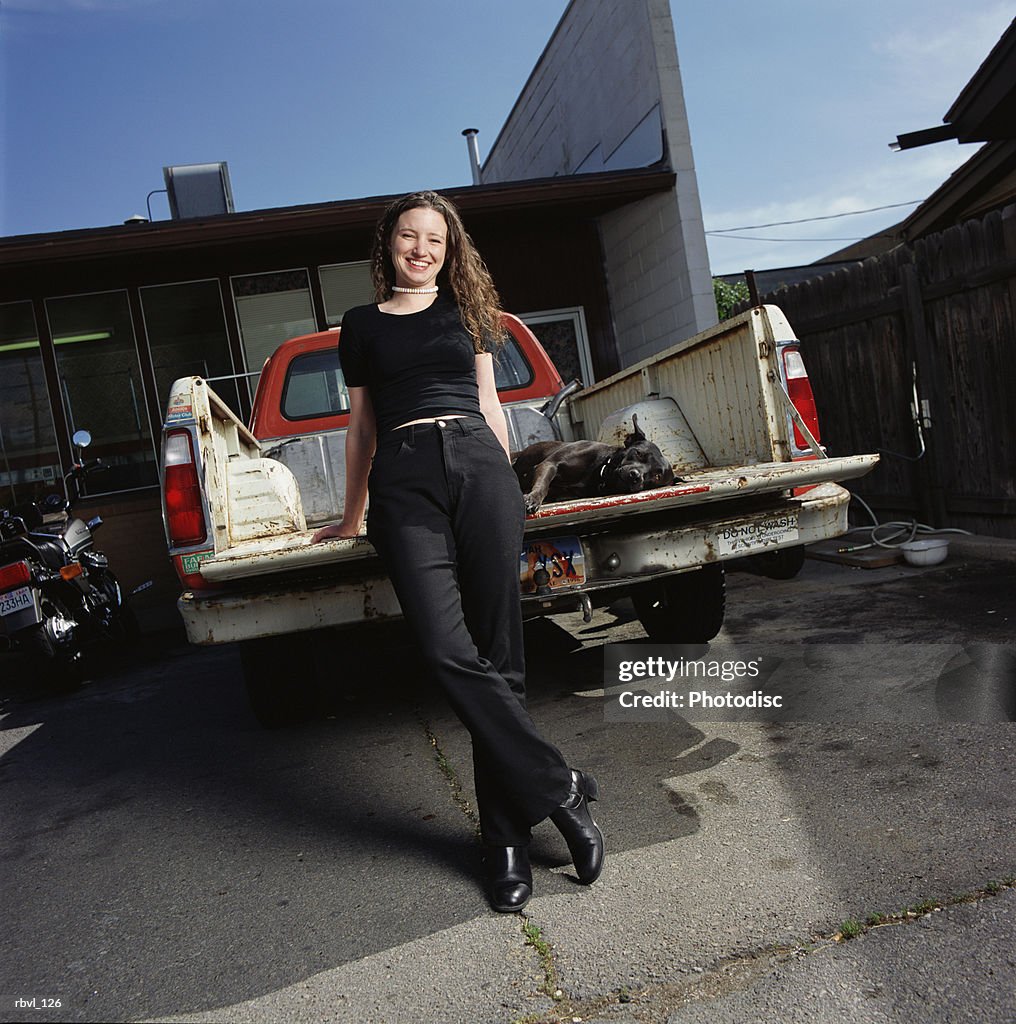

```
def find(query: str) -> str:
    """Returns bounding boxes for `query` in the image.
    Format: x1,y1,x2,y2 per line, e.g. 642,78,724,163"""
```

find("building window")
232,270,316,383
45,291,157,494
0,301,60,505
319,261,373,326
520,308,594,386
141,280,241,419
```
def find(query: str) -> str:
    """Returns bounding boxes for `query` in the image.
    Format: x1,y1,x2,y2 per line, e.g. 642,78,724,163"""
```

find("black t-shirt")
338,297,492,435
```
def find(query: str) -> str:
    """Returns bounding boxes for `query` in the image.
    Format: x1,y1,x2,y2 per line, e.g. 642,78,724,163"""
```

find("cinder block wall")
482,0,716,367
600,191,715,365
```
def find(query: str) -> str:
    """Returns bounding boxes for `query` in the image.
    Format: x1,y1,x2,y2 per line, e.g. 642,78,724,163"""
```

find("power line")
706,200,921,235
708,234,869,243
707,233,900,243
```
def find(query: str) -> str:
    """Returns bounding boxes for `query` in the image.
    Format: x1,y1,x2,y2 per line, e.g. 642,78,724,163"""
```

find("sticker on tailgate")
520,536,585,595
180,550,214,575
716,512,800,556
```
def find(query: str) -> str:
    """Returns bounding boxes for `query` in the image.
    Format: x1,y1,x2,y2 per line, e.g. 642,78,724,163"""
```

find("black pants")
366,417,572,846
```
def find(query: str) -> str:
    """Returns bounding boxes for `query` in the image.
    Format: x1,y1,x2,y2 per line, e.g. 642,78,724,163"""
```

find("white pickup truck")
161,305,877,724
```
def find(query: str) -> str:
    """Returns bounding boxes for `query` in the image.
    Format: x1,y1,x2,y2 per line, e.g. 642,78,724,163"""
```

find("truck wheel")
240,634,319,729
742,545,806,580
631,564,726,643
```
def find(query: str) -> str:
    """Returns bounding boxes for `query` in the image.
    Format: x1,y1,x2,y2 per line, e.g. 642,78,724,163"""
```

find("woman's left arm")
476,353,511,458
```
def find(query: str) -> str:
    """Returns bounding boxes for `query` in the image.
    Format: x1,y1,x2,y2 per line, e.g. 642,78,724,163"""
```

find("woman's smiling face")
389,207,448,290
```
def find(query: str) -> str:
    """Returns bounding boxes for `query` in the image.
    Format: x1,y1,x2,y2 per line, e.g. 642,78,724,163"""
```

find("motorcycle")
0,430,150,688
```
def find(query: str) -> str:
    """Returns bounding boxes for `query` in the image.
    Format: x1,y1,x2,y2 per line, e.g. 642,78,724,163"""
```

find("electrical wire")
706,233,873,243
706,200,922,235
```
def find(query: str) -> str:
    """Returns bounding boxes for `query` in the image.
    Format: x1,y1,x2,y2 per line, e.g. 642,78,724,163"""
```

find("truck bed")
197,455,875,585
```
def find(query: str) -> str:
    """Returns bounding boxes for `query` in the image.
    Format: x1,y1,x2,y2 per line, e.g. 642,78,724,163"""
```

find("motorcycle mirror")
71,429,92,449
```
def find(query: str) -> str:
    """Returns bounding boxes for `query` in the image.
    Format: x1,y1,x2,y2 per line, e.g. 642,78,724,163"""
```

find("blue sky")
2,0,1012,275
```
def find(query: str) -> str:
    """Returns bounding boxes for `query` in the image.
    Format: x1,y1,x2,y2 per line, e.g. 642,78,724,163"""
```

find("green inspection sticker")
180,550,214,575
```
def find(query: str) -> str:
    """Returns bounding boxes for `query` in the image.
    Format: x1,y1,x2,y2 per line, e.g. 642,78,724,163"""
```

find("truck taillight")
0,560,31,591
164,430,207,546
782,347,821,451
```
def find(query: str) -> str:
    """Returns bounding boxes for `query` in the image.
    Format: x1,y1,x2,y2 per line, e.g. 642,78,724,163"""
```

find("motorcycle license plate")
0,586,34,617
520,536,585,595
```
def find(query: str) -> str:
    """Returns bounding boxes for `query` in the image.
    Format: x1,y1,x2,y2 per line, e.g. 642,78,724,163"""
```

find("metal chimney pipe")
462,128,482,185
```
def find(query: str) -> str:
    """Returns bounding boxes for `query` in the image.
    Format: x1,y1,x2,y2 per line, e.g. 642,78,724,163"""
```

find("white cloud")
875,6,1014,108
877,5,1012,64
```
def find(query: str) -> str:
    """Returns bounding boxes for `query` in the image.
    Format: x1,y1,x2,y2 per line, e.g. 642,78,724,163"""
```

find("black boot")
484,845,533,913
550,769,604,885
548,770,602,884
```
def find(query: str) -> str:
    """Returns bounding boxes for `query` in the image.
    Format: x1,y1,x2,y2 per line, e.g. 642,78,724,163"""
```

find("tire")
21,620,84,692
741,545,806,580
631,564,726,643
240,634,320,729
20,620,55,660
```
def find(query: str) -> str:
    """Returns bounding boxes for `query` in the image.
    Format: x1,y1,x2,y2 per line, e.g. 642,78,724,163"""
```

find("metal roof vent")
163,162,235,219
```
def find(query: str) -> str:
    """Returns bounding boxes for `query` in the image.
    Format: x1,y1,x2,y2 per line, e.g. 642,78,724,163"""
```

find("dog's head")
605,414,675,493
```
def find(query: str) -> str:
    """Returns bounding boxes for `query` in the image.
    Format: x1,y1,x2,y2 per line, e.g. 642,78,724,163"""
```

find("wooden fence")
739,203,1016,538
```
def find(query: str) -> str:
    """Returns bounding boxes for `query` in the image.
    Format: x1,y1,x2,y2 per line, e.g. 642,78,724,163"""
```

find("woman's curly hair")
370,190,506,352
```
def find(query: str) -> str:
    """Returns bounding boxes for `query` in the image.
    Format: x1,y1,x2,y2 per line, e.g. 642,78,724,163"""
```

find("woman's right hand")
311,521,361,543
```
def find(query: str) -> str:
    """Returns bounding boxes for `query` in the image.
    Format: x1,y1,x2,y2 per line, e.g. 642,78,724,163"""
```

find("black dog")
512,415,675,513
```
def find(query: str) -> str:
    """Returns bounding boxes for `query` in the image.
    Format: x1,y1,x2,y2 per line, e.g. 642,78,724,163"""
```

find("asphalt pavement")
0,536,1013,1023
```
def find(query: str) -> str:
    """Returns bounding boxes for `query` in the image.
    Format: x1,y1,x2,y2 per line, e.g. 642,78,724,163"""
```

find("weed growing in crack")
522,918,562,1002
840,878,1014,945
417,717,480,836
910,898,940,916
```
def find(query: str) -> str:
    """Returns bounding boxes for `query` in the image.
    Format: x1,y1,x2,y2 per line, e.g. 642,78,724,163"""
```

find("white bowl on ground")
900,537,949,566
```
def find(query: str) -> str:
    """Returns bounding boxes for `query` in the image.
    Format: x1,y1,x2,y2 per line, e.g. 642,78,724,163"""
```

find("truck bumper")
532,481,848,609
179,572,402,645
179,482,853,645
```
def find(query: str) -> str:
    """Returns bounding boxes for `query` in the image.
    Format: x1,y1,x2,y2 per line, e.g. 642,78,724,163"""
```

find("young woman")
312,191,604,912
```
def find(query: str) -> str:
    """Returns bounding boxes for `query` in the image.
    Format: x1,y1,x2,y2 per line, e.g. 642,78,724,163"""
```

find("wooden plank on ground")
806,538,902,569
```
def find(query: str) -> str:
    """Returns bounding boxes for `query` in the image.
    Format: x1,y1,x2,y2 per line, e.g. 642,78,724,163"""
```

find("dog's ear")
624,413,647,447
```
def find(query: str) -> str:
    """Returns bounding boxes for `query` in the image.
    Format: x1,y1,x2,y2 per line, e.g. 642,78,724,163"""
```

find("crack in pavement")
417,712,569,1022
505,879,1016,1024
416,711,481,837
